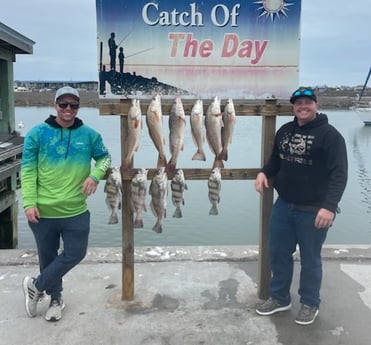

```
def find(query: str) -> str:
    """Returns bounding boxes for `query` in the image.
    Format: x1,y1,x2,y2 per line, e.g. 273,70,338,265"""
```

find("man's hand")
315,208,334,229
25,207,40,223
255,172,269,194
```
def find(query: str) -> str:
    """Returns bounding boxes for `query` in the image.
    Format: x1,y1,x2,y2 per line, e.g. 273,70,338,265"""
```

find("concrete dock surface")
1,245,371,345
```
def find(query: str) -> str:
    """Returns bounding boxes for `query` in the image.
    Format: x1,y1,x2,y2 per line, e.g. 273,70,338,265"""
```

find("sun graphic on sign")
255,0,294,21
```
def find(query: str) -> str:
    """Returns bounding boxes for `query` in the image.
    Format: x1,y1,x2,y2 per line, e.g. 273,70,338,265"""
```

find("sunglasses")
57,101,80,110
292,89,314,97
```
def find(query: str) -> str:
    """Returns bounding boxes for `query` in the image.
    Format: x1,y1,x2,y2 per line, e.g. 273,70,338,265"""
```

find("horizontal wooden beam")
120,168,260,181
99,99,293,116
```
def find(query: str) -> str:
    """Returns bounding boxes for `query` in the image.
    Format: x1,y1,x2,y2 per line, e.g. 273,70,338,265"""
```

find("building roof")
0,22,34,54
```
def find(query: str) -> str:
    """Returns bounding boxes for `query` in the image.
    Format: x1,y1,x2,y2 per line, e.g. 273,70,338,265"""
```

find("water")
15,107,371,248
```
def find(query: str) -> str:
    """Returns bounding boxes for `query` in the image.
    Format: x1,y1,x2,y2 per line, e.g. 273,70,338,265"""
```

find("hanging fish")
131,168,148,228
208,167,221,215
167,97,186,173
149,167,168,233
170,169,188,218
190,99,206,161
104,167,122,224
205,96,224,169
146,94,167,168
219,98,236,162
123,99,141,170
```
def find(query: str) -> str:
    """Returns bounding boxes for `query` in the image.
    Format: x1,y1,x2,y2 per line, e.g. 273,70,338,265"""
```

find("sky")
1,0,370,87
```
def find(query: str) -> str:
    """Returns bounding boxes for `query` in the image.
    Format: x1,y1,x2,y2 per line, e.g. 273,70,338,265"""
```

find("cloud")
1,0,371,86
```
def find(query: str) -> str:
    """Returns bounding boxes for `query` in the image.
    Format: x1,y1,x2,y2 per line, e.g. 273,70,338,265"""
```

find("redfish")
123,99,141,169
219,98,236,162
146,95,167,168
205,96,224,169
167,97,186,173
190,99,206,161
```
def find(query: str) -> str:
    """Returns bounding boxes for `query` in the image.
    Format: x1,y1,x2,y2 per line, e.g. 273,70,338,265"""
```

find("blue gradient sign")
96,0,301,99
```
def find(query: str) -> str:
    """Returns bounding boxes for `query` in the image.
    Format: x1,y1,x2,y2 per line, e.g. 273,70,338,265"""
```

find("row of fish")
104,167,222,233
122,95,236,172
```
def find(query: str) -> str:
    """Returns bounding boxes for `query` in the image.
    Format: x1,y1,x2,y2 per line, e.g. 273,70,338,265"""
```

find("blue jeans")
269,197,328,308
29,211,90,300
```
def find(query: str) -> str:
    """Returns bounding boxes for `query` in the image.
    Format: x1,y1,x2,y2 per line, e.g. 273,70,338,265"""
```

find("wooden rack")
100,98,293,301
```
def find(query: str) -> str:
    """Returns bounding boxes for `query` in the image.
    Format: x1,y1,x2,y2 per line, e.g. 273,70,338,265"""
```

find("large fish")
167,97,186,173
149,167,168,233
123,99,141,169
205,96,224,168
146,94,167,168
170,169,188,218
104,167,122,224
190,99,206,161
131,168,148,228
208,167,221,216
219,98,236,162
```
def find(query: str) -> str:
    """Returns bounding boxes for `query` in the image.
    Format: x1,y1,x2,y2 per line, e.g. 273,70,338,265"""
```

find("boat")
351,67,371,125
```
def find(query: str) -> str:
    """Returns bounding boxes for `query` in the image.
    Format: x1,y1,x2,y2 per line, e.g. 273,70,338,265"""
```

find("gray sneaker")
256,297,292,315
45,298,65,322
295,304,319,325
22,276,44,317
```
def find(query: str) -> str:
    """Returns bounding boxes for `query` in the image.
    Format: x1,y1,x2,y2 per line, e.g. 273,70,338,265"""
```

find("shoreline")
14,90,366,110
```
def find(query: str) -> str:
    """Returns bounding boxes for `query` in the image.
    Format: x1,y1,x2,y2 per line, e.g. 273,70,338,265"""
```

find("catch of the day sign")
96,0,301,99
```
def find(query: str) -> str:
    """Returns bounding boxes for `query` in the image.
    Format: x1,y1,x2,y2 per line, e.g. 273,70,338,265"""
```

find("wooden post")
257,99,277,299
120,115,134,300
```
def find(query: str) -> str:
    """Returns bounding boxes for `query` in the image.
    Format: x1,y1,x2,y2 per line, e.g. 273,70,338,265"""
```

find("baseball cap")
289,87,317,104
54,86,80,102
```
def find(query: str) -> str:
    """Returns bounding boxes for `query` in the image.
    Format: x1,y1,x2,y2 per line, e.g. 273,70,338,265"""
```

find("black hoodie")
261,113,348,213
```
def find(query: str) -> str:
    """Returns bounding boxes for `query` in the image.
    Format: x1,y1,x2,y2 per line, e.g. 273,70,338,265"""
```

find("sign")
96,0,301,100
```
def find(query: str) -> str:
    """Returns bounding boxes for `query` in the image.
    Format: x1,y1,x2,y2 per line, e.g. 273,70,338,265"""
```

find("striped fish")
149,167,168,233
170,169,188,218
131,168,148,228
104,167,122,224
208,167,221,215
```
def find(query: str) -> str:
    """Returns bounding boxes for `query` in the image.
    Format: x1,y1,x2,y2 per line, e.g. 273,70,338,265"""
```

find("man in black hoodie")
255,87,348,325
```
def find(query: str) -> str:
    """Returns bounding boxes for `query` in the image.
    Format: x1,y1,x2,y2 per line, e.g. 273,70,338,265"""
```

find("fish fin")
184,183,188,190
134,218,144,228
209,205,219,216
192,150,206,161
118,201,122,210
152,221,163,234
173,206,182,218
108,212,119,224
212,159,224,169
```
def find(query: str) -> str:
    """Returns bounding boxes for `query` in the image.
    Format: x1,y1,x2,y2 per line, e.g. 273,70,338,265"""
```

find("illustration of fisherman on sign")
108,32,118,71
100,30,184,97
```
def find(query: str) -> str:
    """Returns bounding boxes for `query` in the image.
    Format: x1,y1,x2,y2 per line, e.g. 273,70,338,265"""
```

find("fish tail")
165,160,176,174
172,206,182,218
152,220,163,233
157,154,167,168
108,212,119,224
134,217,144,228
212,158,224,169
209,205,219,216
192,150,206,161
218,149,228,161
